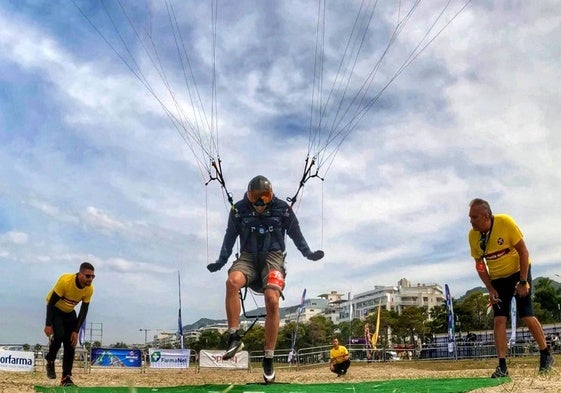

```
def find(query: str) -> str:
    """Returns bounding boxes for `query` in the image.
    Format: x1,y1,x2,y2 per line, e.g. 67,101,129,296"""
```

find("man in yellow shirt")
329,337,351,376
44,262,95,387
468,199,553,378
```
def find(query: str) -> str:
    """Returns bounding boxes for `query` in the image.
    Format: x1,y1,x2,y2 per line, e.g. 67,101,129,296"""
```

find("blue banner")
445,284,455,354
91,348,142,368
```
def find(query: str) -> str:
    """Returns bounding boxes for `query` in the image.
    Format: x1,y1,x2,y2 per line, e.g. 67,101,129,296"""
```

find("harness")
237,204,287,256
235,204,289,335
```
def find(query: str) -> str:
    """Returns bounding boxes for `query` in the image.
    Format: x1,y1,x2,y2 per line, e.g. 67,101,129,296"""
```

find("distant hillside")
182,303,300,331
457,276,560,301
183,318,226,331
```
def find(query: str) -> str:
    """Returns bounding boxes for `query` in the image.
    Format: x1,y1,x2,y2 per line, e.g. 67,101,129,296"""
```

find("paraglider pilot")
207,175,324,383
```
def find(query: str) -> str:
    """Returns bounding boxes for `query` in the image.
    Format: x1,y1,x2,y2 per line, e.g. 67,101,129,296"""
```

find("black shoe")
262,357,275,384
45,360,56,379
539,352,554,373
222,331,244,361
60,376,75,387
491,366,509,378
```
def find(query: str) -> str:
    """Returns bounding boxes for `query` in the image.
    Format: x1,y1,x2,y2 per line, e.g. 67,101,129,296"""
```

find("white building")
339,278,445,321
284,297,329,324
192,278,445,336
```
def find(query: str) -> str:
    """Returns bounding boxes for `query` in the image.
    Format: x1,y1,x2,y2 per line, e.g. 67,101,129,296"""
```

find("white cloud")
1,1,560,346
1,231,29,245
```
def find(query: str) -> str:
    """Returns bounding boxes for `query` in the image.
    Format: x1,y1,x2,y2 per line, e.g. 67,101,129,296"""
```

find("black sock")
499,358,507,370
540,348,549,356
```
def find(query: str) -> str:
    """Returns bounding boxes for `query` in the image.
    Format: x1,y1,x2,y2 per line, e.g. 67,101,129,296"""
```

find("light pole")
139,329,151,346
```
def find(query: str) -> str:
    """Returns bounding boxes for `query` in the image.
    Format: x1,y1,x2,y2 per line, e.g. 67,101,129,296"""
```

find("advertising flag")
509,296,517,348
371,300,382,348
177,271,184,349
288,288,306,363
445,284,455,355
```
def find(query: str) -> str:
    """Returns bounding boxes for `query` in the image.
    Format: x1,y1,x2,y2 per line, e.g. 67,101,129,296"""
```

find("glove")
207,260,226,273
306,250,324,261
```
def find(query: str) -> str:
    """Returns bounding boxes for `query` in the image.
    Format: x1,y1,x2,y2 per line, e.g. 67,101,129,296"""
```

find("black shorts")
491,267,534,318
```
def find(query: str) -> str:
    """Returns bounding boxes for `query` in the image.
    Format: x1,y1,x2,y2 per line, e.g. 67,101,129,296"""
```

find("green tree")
239,324,265,351
112,342,128,348
303,315,334,346
279,321,307,351
533,278,561,324
455,292,492,332
426,303,447,335
195,329,222,350
389,306,428,345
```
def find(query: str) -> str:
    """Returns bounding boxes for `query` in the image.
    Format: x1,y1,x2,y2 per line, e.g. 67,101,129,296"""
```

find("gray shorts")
228,251,286,292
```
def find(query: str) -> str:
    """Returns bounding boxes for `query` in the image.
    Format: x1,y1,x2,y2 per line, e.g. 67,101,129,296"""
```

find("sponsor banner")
445,284,455,354
149,348,190,369
0,350,34,372
350,337,367,345
91,348,142,368
509,296,517,348
199,349,249,369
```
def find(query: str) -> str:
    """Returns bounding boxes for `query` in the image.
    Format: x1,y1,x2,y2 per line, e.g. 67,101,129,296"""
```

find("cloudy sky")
1,0,560,346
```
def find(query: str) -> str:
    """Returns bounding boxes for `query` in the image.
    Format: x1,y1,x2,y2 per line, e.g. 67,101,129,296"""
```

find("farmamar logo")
150,351,161,362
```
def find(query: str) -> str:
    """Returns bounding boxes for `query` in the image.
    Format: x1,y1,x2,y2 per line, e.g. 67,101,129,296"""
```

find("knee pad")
265,270,285,291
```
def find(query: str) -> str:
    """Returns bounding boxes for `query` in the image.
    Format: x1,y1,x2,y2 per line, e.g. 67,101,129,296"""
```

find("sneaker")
45,360,56,379
539,352,554,373
222,331,244,361
491,366,509,378
262,357,275,384
60,376,75,387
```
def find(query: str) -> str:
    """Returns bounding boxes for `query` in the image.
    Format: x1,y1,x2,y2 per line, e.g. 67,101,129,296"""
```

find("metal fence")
9,326,561,374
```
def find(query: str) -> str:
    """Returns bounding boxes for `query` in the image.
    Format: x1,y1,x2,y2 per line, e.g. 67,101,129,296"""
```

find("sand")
1,358,559,393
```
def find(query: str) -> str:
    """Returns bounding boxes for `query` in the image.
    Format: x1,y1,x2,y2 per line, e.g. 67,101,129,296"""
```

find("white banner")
0,350,34,372
148,348,190,369
199,349,249,369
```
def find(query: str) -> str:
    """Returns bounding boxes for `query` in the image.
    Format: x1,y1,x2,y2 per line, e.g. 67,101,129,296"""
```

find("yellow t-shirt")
330,345,349,364
46,273,94,312
468,214,530,280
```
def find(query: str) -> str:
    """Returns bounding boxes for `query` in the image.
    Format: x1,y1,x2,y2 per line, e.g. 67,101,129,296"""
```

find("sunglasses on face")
247,189,272,205
83,273,95,279
252,199,267,207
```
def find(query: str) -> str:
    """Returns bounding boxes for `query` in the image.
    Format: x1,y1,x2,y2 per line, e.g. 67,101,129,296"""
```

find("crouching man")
329,338,351,377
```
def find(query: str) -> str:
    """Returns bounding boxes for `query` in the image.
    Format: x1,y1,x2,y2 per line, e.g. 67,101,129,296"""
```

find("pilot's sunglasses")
253,199,267,207
248,190,272,204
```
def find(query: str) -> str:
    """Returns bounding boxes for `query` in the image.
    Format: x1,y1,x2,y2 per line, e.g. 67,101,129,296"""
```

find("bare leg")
263,288,280,351
523,316,547,350
494,316,508,358
226,271,246,328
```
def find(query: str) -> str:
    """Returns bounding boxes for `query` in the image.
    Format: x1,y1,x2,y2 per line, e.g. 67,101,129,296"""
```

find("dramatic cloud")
1,1,560,346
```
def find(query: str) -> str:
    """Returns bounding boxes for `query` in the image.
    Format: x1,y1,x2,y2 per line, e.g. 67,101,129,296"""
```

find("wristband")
517,281,529,289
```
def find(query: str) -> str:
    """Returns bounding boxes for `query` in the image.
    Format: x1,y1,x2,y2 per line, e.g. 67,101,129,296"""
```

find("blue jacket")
217,195,312,263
